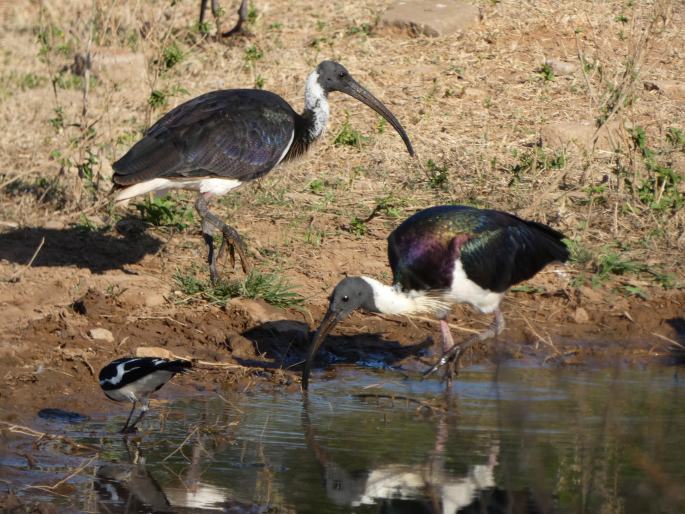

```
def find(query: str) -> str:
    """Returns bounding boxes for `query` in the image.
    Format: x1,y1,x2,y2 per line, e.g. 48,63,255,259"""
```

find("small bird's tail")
159,359,193,374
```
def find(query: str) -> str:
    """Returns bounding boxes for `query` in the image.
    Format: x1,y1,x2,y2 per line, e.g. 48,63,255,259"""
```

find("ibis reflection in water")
301,399,539,514
302,205,569,387
113,61,414,283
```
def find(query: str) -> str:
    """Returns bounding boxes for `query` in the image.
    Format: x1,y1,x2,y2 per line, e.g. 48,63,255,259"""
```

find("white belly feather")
114,177,243,204
447,260,503,314
104,370,174,403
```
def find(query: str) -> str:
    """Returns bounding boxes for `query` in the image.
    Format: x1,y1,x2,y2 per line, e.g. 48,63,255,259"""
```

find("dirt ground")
1,0,684,424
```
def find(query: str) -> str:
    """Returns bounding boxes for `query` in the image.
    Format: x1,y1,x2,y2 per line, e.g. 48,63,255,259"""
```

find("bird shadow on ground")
0,221,163,273
665,317,685,365
236,320,432,371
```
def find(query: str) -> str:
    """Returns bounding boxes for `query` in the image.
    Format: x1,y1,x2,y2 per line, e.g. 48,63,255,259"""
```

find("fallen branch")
135,346,243,369
0,422,99,453
652,332,685,350
163,426,198,462
353,393,445,413
25,454,98,495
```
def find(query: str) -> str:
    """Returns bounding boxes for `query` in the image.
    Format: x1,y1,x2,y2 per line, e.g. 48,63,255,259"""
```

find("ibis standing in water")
112,61,414,283
302,205,569,388
99,357,192,433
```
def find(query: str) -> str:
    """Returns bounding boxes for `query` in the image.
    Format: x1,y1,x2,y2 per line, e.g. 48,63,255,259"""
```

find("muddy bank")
2,283,683,424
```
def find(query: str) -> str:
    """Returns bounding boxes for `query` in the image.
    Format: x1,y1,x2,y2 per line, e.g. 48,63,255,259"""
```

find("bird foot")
197,195,251,284
219,0,249,38
217,225,251,276
423,312,505,381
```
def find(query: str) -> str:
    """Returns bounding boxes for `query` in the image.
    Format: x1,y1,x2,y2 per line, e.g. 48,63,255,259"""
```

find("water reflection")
302,393,545,514
7,365,685,513
93,439,262,513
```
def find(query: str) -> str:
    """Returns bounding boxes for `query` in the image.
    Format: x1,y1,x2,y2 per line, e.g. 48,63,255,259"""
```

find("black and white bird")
302,205,569,389
112,60,414,283
99,357,192,433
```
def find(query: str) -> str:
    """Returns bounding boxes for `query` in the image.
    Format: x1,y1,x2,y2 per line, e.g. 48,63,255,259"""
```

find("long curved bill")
302,308,340,390
341,79,415,157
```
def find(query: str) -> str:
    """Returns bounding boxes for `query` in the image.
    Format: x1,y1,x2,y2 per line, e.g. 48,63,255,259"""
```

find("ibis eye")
338,71,346,78
342,295,349,302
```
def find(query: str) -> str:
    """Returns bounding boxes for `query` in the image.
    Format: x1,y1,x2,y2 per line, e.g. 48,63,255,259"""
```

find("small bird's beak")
339,78,415,157
302,307,341,390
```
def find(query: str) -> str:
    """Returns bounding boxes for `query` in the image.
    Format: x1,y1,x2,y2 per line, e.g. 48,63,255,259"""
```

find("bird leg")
199,0,209,29
220,0,248,37
120,402,138,434
201,0,248,38
423,309,505,381
125,401,149,433
195,194,251,284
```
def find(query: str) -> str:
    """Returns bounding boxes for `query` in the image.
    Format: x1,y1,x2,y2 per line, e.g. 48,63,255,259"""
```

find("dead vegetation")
1,0,682,303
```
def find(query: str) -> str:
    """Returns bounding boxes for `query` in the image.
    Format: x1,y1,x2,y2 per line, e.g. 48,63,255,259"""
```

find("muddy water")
3,365,685,513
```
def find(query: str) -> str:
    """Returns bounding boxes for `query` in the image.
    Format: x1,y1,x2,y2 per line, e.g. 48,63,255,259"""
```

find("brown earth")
1,0,684,424
0,221,683,424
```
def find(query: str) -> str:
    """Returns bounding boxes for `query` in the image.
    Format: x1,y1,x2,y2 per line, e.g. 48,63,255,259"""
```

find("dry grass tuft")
0,0,683,301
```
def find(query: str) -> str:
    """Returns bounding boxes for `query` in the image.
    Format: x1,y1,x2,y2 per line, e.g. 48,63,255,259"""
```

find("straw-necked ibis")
199,0,248,38
302,205,569,388
99,357,192,432
113,60,414,283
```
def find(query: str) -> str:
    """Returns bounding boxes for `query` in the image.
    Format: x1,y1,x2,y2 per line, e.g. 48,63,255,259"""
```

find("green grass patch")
174,268,304,309
135,195,194,229
426,159,449,190
334,117,368,148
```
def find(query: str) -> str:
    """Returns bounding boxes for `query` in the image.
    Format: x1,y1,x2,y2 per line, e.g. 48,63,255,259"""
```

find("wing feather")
113,90,296,186
388,206,569,293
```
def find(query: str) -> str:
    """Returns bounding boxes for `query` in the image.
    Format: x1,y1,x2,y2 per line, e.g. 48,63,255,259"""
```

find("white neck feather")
304,70,329,140
360,277,450,316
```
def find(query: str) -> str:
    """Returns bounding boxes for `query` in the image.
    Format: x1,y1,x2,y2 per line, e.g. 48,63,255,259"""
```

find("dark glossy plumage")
387,205,569,293
99,357,191,391
113,90,299,187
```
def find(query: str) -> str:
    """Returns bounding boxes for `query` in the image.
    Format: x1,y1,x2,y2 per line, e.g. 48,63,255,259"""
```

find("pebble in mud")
573,307,590,324
88,327,114,342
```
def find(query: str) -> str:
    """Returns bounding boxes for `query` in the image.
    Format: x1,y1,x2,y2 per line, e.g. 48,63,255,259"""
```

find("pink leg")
425,308,506,381
439,319,455,354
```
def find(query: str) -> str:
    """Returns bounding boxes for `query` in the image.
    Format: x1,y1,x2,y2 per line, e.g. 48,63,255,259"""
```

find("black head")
328,276,376,318
302,277,376,390
314,60,415,156
315,60,354,94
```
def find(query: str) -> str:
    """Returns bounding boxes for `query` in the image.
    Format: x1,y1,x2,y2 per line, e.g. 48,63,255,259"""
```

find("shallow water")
3,364,685,513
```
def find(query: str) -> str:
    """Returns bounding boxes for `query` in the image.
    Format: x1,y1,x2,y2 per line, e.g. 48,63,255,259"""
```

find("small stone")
381,0,480,37
88,328,114,342
544,59,577,76
136,346,175,359
573,307,590,324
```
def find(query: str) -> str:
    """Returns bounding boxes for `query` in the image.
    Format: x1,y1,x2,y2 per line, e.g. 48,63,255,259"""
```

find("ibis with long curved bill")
302,205,569,389
112,61,414,283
